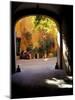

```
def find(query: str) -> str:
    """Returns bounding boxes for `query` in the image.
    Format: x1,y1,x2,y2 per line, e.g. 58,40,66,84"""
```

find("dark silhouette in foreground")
16,65,21,72
55,62,59,69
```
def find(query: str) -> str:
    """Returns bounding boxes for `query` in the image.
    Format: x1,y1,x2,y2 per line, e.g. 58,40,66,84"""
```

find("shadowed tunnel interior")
11,1,73,99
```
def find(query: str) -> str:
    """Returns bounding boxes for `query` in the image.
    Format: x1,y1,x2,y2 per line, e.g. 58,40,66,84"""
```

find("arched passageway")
11,2,63,74
11,2,73,99
15,15,61,71
11,2,73,76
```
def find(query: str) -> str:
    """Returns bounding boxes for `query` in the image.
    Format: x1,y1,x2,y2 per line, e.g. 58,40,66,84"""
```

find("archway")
11,2,62,74
14,15,61,71
11,2,73,99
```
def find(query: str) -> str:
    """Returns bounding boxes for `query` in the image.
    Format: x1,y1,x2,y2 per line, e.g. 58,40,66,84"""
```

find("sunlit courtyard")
15,15,58,60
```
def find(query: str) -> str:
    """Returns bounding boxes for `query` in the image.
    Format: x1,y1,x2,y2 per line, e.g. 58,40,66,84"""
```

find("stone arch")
11,2,62,74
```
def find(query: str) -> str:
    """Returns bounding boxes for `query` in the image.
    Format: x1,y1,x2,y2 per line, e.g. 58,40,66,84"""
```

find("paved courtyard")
11,57,73,98
16,57,57,72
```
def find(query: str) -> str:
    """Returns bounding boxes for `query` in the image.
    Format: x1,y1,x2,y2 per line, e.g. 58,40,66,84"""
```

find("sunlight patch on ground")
45,78,72,88
58,84,72,88
66,76,73,81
